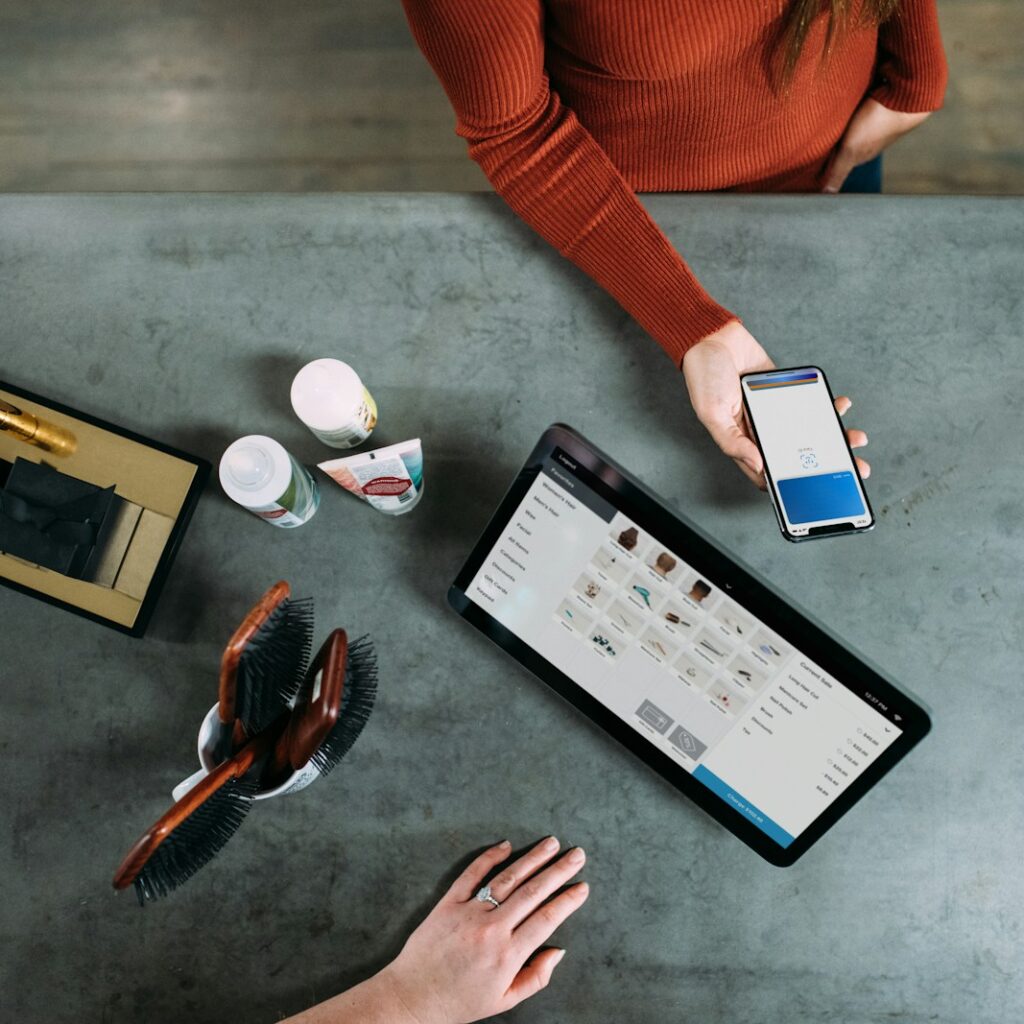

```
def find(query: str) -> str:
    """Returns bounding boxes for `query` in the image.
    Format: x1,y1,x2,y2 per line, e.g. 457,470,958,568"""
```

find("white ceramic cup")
172,703,321,803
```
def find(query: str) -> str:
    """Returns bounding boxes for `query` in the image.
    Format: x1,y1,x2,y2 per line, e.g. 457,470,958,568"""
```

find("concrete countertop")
1,193,1021,1024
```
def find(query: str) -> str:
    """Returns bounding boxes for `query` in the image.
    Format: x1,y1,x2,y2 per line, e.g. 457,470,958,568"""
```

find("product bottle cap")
225,444,272,488
301,362,335,397
291,359,362,430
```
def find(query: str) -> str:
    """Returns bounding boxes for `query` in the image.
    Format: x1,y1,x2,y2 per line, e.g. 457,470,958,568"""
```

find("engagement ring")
475,885,501,909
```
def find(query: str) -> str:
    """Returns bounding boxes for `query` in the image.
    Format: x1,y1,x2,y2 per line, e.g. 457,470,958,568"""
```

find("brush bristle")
132,772,260,905
310,634,378,777
235,596,314,735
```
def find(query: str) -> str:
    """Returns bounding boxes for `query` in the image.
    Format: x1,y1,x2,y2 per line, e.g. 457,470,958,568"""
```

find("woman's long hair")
780,0,900,82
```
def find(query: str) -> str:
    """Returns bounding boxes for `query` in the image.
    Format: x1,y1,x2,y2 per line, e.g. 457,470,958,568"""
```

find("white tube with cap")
219,435,320,527
290,358,378,448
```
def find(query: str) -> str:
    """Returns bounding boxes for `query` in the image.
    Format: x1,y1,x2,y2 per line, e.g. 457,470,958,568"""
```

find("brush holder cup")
172,704,321,803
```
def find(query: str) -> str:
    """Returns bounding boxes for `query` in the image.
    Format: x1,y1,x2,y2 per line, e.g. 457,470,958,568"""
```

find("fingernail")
575,881,590,896
823,187,839,194
553,948,567,965
568,846,585,864
542,835,559,851
496,839,511,849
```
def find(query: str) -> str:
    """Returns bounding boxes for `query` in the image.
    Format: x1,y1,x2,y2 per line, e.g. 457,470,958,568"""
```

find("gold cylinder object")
0,399,77,456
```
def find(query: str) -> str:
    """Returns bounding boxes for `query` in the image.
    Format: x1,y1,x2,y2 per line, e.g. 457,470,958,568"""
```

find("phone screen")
741,367,873,539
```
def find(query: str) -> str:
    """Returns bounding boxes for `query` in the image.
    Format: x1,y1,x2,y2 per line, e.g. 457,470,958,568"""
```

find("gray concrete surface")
0,194,1021,1024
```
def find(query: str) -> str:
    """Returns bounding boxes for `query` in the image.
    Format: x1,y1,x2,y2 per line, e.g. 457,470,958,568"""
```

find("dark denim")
840,154,883,194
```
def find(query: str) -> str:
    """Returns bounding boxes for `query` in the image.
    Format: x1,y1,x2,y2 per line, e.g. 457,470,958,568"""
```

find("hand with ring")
388,836,588,1023
284,839,589,1024
286,836,589,1023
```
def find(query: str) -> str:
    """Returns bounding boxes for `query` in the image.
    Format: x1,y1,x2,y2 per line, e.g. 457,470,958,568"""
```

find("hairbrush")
264,630,377,789
216,580,313,757
112,721,283,905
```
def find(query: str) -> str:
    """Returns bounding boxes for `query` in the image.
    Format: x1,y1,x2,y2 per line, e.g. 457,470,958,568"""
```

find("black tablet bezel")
448,423,930,866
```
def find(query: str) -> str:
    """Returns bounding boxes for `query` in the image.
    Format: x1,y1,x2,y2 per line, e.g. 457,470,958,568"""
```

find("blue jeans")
840,154,882,194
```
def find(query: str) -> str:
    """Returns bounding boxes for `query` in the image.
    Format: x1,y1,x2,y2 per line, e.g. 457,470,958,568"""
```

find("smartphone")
740,366,874,542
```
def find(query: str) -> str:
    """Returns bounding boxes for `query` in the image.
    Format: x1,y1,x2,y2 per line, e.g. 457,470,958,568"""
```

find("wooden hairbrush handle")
264,629,348,787
112,720,282,891
218,580,291,725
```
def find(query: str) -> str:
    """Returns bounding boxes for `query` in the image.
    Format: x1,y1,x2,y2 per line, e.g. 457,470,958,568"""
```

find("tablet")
448,425,930,865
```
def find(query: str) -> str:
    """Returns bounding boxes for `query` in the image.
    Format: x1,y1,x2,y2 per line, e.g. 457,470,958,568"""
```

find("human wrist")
369,962,448,1024
682,317,744,362
666,307,738,368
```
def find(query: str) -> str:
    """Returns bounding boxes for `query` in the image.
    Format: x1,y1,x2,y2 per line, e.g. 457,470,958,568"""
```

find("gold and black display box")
0,380,209,637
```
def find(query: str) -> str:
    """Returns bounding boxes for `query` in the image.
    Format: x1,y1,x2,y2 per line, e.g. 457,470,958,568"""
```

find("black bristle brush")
112,722,282,904
262,631,378,790
217,580,314,755
311,634,378,776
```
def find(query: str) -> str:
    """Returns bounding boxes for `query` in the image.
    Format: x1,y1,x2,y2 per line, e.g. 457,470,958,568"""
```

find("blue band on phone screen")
777,472,865,525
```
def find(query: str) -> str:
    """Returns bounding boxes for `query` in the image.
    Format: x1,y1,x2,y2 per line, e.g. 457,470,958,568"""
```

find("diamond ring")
475,885,501,909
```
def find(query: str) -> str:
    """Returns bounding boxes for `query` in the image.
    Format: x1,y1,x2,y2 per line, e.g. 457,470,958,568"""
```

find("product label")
313,387,378,448
249,503,304,526
244,457,319,528
351,455,417,512
362,475,412,497
319,440,424,516
321,464,363,497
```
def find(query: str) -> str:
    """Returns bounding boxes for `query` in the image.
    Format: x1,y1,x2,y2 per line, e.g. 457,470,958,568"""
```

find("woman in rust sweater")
287,9,947,1020
401,0,947,486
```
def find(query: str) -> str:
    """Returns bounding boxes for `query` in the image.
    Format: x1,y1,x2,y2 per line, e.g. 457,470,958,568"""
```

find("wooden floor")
0,1,1020,194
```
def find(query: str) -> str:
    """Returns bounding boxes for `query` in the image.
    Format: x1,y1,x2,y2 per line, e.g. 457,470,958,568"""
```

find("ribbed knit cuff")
870,76,946,114
659,303,740,368
871,0,949,114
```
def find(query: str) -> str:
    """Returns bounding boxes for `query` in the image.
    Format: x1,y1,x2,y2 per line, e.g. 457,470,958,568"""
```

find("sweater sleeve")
870,0,949,113
400,0,736,366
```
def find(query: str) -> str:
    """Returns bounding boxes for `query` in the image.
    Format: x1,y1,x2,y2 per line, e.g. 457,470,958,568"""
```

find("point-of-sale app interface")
743,369,871,534
467,450,899,848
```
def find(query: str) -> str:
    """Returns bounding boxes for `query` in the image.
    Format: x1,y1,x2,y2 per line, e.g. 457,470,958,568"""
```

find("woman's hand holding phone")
682,320,870,489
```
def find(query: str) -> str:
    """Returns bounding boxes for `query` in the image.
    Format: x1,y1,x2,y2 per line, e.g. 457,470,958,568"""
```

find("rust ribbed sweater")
401,0,947,365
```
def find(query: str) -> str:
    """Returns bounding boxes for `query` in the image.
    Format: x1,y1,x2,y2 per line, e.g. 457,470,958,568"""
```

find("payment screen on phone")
742,368,873,538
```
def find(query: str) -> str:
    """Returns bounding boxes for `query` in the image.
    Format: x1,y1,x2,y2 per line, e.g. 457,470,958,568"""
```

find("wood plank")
0,0,1020,194
16,157,488,193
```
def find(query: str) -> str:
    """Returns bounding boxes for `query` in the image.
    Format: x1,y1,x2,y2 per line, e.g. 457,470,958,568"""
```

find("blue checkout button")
777,471,865,525
693,766,795,848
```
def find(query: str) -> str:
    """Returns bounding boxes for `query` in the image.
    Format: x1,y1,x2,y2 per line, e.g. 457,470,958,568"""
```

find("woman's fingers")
822,146,859,194
823,98,930,194
716,421,765,489
513,882,590,952
487,835,561,903
444,840,511,903
702,416,763,481
502,947,567,1011
706,418,767,490
728,454,763,489
740,461,768,491
501,847,586,926
836,397,870,468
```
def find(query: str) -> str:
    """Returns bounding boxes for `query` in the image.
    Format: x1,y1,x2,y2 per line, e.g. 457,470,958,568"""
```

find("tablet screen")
464,447,904,850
